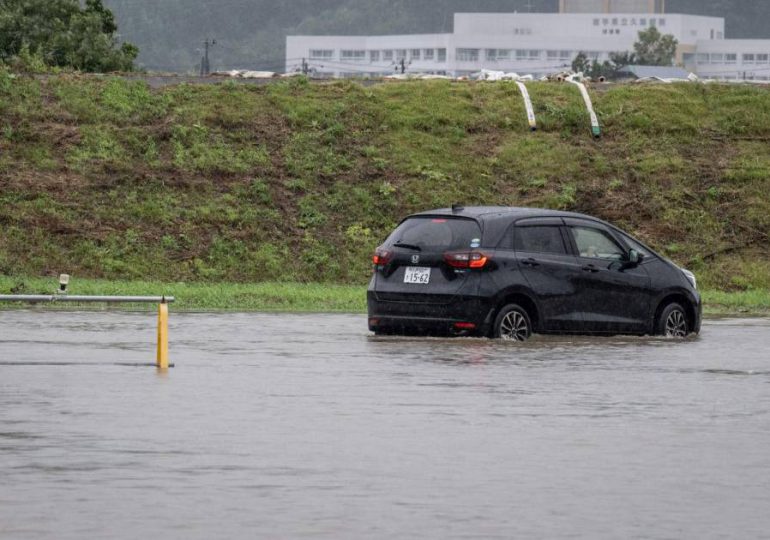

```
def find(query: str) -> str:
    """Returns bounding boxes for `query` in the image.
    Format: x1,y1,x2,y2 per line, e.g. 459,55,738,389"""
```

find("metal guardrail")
0,295,174,303
0,281,175,369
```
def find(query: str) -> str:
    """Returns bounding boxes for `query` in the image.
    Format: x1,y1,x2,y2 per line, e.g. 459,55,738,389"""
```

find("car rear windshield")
385,217,482,252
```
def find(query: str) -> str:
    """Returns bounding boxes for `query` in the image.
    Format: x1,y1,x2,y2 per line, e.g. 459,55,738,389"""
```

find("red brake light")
454,322,477,330
443,251,489,269
372,248,393,266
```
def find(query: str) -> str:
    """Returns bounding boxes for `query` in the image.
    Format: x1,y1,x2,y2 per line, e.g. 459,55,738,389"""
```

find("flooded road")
1,311,769,540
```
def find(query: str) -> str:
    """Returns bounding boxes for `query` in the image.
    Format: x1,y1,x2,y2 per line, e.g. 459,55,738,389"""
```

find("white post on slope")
515,81,537,131
566,74,601,138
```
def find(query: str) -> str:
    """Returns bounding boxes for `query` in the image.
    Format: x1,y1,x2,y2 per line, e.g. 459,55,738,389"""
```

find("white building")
285,3,769,81
688,40,770,81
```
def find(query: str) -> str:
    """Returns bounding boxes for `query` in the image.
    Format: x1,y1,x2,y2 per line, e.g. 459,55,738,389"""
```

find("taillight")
443,251,489,269
454,322,477,330
372,248,393,266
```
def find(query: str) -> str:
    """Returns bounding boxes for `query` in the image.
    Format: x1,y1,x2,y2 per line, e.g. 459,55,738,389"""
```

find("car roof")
407,206,617,248
409,206,604,223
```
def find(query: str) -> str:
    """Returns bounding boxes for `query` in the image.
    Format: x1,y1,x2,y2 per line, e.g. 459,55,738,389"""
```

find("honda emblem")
411,254,420,265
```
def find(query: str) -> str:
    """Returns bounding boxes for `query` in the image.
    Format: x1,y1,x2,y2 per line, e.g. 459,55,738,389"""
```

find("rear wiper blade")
392,242,422,251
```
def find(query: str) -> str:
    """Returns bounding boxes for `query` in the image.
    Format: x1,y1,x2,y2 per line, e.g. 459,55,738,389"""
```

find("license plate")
404,267,431,284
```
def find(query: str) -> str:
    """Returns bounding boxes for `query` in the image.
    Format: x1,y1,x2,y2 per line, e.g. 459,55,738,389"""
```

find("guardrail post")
157,299,169,369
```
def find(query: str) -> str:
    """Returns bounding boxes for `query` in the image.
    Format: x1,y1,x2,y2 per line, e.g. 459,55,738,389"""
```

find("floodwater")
1,311,769,540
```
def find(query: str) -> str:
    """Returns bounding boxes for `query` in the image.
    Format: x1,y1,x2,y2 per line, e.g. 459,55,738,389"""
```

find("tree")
633,26,678,66
0,0,138,72
571,52,590,74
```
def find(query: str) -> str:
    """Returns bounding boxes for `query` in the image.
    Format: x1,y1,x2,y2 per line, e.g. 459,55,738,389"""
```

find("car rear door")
372,216,483,305
512,218,585,332
563,218,652,333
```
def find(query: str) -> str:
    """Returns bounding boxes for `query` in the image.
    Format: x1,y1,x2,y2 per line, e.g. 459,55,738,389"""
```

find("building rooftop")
618,65,692,79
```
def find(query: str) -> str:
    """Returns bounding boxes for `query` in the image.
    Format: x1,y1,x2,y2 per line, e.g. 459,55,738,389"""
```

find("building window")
682,53,695,64
410,49,421,60
757,53,769,64
341,50,366,62
743,53,755,64
516,49,527,61
547,50,559,61
697,53,709,64
559,50,571,61
309,49,333,60
437,48,447,62
529,50,540,60
383,50,393,61
725,53,737,64
710,53,724,63
659,18,666,26
424,49,434,60
588,51,600,61
456,48,479,62
717,31,724,39
396,49,407,60
369,50,380,62
593,18,600,26
639,18,647,26
486,49,511,61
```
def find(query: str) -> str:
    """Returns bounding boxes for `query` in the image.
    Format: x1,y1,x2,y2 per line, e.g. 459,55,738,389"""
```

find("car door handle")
521,258,540,268
582,265,600,273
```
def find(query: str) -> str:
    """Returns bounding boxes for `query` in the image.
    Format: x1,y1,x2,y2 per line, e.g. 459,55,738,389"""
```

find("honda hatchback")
367,206,701,340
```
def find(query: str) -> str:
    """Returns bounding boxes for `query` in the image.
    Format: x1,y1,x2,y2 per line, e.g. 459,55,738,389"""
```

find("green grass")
0,276,366,312
0,73,769,291
1,276,768,317
700,289,770,316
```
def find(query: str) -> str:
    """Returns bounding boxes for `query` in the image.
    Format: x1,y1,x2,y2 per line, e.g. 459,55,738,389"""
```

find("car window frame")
564,222,628,261
510,218,572,257
612,228,658,262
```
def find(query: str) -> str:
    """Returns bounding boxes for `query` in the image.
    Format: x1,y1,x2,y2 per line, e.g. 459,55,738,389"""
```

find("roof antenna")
452,204,464,213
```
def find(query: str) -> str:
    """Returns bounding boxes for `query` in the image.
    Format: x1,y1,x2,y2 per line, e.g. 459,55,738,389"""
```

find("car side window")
570,227,625,260
618,232,654,259
514,226,567,255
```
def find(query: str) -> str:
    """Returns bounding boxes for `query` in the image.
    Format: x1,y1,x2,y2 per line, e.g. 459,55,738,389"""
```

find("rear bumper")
367,291,492,336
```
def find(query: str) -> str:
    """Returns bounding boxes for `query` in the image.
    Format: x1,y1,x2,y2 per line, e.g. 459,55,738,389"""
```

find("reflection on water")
1,311,769,540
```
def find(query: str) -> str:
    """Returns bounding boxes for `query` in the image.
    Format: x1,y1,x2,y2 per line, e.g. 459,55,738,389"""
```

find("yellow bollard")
157,301,169,369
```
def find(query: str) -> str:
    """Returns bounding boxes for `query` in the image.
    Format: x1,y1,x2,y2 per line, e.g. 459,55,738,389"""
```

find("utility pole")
200,38,216,76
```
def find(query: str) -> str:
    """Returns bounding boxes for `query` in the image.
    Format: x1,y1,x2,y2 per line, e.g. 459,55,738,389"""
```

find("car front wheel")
493,304,532,342
657,302,690,338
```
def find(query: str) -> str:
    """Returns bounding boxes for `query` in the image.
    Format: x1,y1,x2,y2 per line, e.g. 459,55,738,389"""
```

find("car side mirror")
627,249,643,265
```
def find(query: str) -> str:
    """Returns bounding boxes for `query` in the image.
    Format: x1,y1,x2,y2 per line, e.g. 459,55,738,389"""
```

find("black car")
367,206,701,340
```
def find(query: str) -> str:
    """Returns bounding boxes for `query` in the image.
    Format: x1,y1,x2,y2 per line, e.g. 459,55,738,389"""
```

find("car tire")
493,304,532,341
657,302,689,338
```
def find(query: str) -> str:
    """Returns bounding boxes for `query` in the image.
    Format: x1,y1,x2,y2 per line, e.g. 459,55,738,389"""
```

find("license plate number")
404,267,431,284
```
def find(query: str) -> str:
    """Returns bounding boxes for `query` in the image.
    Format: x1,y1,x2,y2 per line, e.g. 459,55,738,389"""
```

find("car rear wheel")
493,304,532,342
657,302,689,338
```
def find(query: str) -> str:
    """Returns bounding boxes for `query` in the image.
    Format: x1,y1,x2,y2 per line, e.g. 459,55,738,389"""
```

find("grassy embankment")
1,71,769,313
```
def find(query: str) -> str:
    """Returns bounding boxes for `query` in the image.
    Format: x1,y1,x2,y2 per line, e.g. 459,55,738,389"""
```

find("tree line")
0,0,137,71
